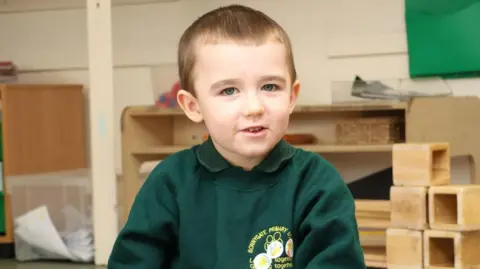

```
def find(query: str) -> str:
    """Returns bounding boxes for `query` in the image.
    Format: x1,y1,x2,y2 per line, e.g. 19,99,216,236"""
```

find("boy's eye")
221,87,238,96
262,84,277,91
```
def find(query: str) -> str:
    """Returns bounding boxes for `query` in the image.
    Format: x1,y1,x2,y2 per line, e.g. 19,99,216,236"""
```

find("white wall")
0,0,476,183
325,0,480,101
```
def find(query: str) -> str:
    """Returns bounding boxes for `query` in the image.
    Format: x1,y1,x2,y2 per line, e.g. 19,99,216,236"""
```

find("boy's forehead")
193,41,289,81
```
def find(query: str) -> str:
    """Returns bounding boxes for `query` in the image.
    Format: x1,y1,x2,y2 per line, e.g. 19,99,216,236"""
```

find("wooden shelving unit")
121,96,480,268
131,144,394,159
0,84,87,251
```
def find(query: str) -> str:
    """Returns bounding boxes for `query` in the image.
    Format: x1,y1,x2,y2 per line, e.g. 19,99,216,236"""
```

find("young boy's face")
179,40,300,169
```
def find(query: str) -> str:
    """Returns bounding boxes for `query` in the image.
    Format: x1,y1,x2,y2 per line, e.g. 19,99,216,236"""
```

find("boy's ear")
288,80,301,113
177,89,203,123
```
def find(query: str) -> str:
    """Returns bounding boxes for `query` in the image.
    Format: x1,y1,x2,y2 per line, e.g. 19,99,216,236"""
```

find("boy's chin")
235,143,275,158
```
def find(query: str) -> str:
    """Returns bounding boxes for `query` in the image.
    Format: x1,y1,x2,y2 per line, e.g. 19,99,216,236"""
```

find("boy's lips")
242,126,266,132
239,126,268,137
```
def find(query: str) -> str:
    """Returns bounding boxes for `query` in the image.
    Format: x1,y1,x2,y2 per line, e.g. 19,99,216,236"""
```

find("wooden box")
386,228,423,269
393,143,450,186
390,186,428,230
424,230,480,269
429,185,480,231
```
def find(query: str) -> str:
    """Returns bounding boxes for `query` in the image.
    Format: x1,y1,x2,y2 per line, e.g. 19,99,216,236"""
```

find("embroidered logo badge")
248,226,294,269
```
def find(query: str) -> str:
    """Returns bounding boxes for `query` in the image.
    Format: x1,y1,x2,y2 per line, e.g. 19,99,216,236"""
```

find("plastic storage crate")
5,169,92,261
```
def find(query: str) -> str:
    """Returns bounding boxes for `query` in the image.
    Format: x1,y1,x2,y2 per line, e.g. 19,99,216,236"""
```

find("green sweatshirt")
108,138,366,269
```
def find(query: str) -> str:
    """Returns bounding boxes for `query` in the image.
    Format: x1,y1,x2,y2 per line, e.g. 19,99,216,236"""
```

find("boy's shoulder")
288,146,348,194
146,144,200,184
290,146,341,179
145,145,202,192
290,146,333,166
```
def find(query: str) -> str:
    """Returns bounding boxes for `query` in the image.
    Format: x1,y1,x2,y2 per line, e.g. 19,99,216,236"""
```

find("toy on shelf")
0,61,17,83
156,81,181,108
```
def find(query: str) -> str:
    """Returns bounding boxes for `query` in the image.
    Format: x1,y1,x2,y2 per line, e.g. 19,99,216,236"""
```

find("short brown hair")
177,4,297,95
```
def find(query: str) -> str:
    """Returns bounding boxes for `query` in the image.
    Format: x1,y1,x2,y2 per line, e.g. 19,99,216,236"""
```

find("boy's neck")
232,156,265,171
211,140,267,171
196,137,295,173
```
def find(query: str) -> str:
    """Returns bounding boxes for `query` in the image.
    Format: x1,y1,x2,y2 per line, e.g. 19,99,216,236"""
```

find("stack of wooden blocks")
387,143,480,269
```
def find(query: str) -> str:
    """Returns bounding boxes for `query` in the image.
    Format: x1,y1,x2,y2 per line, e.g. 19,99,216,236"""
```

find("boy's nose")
243,94,264,117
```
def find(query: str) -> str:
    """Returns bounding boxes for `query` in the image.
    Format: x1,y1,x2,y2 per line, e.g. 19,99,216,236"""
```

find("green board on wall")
405,0,480,78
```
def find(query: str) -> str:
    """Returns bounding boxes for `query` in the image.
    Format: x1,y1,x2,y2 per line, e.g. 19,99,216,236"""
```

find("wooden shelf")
124,100,408,118
131,144,394,160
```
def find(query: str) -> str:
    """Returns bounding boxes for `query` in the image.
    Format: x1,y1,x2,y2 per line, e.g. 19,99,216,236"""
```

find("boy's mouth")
242,126,266,133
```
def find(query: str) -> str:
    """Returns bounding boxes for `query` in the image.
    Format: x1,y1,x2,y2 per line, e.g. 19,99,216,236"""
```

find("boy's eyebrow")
210,75,287,90
210,78,241,90
260,75,286,84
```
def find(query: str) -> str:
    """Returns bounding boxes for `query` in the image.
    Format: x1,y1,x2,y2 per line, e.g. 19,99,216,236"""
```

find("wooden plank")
87,0,117,265
355,200,391,230
359,229,386,247
357,219,390,229
355,200,390,212
122,100,408,118
363,246,387,268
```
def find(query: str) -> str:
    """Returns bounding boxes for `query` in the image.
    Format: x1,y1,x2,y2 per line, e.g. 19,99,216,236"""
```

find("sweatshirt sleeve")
108,169,179,269
295,162,367,269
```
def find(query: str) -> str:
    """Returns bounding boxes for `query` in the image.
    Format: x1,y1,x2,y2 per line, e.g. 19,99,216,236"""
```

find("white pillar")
86,0,118,265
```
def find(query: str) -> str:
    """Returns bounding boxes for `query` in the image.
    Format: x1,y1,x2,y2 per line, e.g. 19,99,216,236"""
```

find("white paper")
14,205,94,262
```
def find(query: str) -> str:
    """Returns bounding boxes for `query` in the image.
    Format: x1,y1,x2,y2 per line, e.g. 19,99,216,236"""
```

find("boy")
108,4,366,269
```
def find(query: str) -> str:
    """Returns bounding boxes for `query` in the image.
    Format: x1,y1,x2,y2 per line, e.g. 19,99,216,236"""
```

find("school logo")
248,226,294,269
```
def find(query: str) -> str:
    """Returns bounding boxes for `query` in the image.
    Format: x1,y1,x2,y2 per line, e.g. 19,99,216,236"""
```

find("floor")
0,260,100,269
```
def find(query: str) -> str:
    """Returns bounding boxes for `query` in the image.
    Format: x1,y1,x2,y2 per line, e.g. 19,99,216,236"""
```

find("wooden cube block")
390,186,428,230
429,185,480,231
393,143,450,186
387,228,423,269
424,230,480,269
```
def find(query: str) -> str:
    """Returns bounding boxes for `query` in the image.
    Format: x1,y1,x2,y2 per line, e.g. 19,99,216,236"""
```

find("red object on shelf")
156,81,181,108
